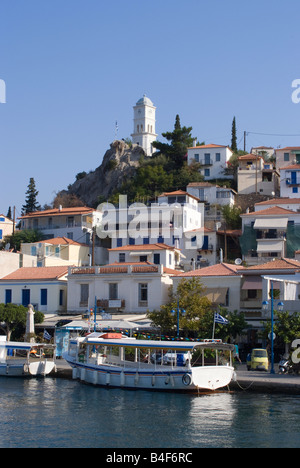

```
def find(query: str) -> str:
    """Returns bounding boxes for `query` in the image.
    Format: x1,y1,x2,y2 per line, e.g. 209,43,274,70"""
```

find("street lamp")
262,282,284,374
171,301,186,340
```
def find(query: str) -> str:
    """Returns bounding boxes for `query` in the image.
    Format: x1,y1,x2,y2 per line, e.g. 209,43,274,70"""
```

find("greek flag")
214,312,229,324
43,329,51,341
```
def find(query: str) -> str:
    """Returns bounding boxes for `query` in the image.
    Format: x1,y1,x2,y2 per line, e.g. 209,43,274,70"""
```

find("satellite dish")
235,258,242,265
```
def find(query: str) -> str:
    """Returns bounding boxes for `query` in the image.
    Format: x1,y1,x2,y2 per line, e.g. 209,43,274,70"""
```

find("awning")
202,288,228,304
254,218,288,229
257,240,284,253
242,276,262,290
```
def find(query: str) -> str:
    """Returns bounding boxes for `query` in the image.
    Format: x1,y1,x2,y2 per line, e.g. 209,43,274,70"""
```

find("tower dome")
136,94,154,106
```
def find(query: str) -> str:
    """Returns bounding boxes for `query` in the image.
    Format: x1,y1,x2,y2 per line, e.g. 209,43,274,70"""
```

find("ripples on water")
0,378,299,448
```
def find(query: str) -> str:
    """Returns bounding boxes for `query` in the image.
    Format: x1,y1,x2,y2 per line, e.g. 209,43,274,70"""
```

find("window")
194,153,199,162
80,284,89,307
139,283,148,305
204,169,210,177
293,187,298,193
216,153,221,162
5,289,12,304
109,283,118,300
129,237,135,245
41,289,48,306
31,246,37,256
117,238,122,247
153,253,160,264
140,255,147,262
59,290,64,306
119,253,125,263
143,237,149,245
67,216,74,227
284,153,290,161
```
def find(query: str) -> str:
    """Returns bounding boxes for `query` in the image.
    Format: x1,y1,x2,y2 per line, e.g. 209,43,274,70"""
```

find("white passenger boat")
0,340,56,377
63,333,235,392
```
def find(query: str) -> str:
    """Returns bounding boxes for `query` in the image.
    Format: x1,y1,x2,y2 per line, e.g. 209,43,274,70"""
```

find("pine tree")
6,206,11,219
22,178,41,215
231,116,237,152
152,114,194,168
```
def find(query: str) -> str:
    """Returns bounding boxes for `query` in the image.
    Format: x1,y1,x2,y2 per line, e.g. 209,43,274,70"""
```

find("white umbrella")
25,304,35,343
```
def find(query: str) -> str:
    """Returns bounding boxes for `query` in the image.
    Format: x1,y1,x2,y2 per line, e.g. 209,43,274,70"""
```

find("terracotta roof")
275,147,300,151
187,144,230,149
157,190,200,201
242,206,296,216
280,164,300,170
109,243,179,252
176,263,243,277
238,153,263,160
39,237,87,246
255,198,300,206
1,266,70,281
19,206,93,219
243,258,300,271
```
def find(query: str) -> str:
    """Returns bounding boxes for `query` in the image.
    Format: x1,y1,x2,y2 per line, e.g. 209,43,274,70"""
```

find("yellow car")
247,349,269,371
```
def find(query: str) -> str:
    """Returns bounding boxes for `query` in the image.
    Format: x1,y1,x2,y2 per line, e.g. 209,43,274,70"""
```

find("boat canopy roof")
0,341,55,350
76,336,235,352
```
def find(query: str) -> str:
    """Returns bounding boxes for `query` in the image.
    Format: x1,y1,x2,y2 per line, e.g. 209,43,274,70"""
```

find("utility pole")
244,131,247,152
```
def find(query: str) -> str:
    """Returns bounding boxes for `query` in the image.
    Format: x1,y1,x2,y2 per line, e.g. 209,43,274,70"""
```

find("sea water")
0,377,299,448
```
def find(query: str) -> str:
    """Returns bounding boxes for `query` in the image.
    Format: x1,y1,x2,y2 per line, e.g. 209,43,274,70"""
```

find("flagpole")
212,312,216,340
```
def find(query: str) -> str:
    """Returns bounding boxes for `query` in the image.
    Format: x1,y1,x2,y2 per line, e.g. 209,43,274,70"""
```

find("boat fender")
120,370,125,387
151,374,155,386
106,372,111,386
134,371,139,385
165,375,170,385
182,373,192,386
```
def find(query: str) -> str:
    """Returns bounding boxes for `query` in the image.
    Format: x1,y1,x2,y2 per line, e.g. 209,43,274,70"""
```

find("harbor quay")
51,360,300,395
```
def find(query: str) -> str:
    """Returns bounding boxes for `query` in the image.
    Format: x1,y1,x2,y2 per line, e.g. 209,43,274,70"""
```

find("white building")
173,262,243,312
275,147,300,169
131,95,157,156
237,154,279,196
280,164,300,198
187,144,233,180
67,263,177,315
187,182,236,207
0,266,68,314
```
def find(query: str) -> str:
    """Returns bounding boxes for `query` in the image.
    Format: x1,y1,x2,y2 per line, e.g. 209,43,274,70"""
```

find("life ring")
182,373,192,386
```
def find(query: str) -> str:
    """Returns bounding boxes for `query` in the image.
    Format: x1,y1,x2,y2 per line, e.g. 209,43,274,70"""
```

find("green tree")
22,178,41,215
231,116,237,152
262,311,300,352
152,115,194,169
147,278,214,337
3,229,44,251
221,204,242,229
0,303,44,341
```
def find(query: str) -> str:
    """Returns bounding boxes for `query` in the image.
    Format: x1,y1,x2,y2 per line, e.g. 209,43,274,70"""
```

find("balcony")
97,299,126,309
286,178,300,186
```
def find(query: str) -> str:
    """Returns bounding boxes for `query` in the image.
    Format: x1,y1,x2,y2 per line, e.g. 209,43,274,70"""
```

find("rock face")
65,140,145,207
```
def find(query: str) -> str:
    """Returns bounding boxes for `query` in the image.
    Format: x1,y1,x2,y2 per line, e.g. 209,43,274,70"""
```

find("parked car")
247,349,269,371
162,350,191,367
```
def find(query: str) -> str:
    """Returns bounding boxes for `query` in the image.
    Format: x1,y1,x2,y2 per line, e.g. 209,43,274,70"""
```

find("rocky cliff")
61,140,146,207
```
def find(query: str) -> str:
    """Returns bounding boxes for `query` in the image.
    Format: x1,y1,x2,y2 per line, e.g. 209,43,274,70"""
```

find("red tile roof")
109,243,179,252
255,198,300,206
238,153,263,160
19,206,93,219
176,263,243,277
242,206,296,216
39,237,87,246
1,266,70,281
243,258,300,271
187,144,230,149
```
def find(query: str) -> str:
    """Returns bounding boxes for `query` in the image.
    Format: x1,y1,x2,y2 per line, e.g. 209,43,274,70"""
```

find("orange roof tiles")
176,263,243,277
109,243,179,252
187,144,229,149
242,206,296,216
255,198,300,206
243,258,300,271
1,266,70,281
19,206,93,219
39,237,87,246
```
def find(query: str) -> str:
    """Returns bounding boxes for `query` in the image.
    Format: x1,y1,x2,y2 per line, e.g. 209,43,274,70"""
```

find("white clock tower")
131,95,157,156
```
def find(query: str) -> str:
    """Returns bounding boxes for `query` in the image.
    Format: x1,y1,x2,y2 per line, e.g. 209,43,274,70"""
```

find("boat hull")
0,360,56,377
64,356,234,392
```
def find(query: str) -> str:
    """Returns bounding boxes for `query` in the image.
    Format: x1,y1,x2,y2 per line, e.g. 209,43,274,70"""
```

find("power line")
247,131,300,137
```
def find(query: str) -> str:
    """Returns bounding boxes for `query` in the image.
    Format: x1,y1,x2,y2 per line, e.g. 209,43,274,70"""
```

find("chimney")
59,205,63,212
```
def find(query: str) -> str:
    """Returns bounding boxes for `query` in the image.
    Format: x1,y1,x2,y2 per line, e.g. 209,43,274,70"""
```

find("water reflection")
0,378,300,448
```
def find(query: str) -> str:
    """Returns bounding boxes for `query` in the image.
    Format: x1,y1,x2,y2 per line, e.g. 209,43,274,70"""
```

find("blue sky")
1,0,300,217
